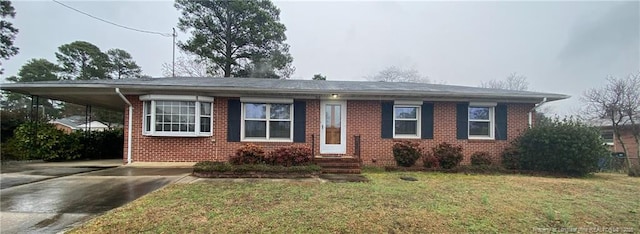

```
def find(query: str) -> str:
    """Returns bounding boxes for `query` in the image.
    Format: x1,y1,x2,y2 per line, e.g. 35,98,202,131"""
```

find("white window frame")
468,103,495,140
601,130,615,146
140,95,213,137
241,102,294,142
393,105,421,139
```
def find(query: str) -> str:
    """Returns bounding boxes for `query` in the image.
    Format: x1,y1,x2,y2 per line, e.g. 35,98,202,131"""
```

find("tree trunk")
613,125,631,167
628,118,640,166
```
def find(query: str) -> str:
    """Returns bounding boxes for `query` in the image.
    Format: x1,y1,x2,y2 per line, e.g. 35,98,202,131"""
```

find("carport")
2,81,134,163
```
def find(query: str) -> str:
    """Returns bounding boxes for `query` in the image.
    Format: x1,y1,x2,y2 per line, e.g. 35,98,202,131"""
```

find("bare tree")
481,72,529,91
582,73,640,167
161,50,218,77
366,66,430,83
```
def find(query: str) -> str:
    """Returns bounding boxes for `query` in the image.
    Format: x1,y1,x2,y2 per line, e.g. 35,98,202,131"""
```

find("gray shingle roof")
0,77,569,110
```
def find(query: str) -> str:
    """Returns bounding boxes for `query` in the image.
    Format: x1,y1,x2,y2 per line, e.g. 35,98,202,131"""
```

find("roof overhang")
0,78,570,110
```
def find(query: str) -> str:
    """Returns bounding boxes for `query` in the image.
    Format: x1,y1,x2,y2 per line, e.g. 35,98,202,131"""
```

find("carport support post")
28,95,37,159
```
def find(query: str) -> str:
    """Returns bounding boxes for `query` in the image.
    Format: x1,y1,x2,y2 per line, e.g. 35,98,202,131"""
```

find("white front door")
320,100,347,154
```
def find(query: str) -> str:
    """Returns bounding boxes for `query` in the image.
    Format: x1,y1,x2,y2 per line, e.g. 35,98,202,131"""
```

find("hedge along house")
1,77,569,169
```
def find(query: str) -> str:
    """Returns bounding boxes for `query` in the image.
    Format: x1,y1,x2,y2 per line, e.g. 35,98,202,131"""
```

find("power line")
52,0,173,37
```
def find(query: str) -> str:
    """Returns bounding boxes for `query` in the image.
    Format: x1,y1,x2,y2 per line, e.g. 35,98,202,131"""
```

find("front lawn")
70,172,639,233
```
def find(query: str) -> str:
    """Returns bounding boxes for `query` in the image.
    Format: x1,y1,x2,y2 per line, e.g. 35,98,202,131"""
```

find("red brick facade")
607,128,640,165
123,95,533,166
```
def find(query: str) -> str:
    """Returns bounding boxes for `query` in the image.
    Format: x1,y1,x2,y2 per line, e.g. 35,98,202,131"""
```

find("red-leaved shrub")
392,141,422,167
432,142,463,169
423,152,440,168
266,146,313,167
470,151,493,166
229,144,266,165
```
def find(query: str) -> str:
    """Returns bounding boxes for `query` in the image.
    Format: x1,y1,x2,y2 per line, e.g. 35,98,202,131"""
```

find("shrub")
229,144,266,165
422,152,440,168
193,161,321,174
432,142,463,169
516,117,607,177
501,145,520,170
266,146,313,166
629,164,640,177
392,141,421,167
12,123,82,161
6,122,124,161
74,129,124,160
470,151,493,166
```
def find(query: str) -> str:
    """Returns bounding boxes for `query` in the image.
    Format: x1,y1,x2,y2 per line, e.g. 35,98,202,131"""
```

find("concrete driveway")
0,160,192,234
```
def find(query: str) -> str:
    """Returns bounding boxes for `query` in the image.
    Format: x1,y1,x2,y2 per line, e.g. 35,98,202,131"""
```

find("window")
141,95,213,137
393,105,420,138
242,102,292,141
601,131,614,146
468,105,494,139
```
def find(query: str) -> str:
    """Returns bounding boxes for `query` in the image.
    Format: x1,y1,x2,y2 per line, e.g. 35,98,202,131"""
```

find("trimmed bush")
12,123,82,161
516,117,607,177
432,142,463,169
470,151,493,166
74,129,124,160
230,144,266,165
422,152,440,168
392,141,421,167
193,161,321,174
6,122,124,161
266,146,313,166
501,145,520,170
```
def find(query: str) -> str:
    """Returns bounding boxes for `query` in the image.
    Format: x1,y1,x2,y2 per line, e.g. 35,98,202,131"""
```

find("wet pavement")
0,164,191,234
1,167,105,189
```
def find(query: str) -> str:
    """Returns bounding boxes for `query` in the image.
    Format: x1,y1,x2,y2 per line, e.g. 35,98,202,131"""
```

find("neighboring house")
599,122,640,165
1,77,569,166
50,116,109,133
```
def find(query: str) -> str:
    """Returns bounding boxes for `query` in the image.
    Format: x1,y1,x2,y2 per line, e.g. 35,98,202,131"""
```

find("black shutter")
227,99,241,142
381,101,394,139
456,103,469,140
293,100,306,142
495,104,508,140
421,102,434,139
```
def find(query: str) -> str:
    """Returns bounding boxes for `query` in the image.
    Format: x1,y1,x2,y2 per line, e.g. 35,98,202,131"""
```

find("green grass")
70,173,639,233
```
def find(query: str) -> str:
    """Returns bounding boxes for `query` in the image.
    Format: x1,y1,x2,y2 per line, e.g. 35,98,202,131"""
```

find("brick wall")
347,101,531,166
124,96,318,163
610,128,640,165
123,96,533,166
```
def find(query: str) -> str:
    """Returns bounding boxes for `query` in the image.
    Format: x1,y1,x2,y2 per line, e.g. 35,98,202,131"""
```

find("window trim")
468,105,495,140
241,102,294,142
601,130,615,146
141,96,214,137
392,105,421,139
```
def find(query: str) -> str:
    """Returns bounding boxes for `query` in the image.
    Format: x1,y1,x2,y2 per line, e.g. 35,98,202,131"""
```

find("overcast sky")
2,1,639,116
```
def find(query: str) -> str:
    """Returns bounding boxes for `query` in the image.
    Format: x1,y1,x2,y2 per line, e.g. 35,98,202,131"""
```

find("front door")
320,100,347,154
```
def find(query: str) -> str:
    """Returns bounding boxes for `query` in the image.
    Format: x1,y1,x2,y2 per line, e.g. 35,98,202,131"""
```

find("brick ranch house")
2,77,568,168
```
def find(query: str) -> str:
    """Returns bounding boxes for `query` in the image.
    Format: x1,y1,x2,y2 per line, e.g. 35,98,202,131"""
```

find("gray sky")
2,1,639,116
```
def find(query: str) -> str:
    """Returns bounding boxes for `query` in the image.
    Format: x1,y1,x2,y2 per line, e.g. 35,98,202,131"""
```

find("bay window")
140,95,213,137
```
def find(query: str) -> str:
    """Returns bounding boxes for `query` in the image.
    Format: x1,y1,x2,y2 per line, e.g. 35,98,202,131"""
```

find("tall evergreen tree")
175,0,294,79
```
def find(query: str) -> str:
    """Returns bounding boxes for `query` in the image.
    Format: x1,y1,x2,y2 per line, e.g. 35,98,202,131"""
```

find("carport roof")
0,77,570,110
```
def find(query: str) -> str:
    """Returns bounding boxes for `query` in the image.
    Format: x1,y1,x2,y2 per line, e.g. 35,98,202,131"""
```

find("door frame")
319,100,347,154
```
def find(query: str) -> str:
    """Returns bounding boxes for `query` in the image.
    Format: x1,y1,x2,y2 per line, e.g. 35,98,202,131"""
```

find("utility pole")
172,28,176,77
